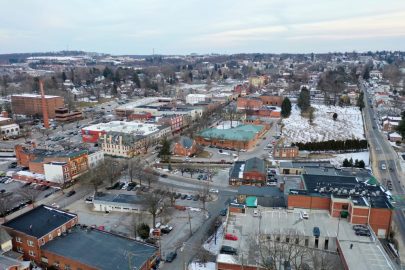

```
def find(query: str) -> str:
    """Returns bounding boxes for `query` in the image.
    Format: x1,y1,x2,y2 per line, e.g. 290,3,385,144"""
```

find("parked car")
220,245,238,255
66,190,76,197
355,230,371,237
160,174,168,178
220,208,227,216
85,197,93,203
181,194,187,200
313,227,320,238
186,195,193,200
224,233,238,241
301,211,309,219
165,251,177,262
209,188,219,194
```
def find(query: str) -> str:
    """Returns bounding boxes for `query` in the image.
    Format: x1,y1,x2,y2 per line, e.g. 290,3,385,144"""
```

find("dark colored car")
352,225,367,230
220,208,227,216
160,174,168,178
193,194,200,201
66,190,76,197
313,227,320,238
355,230,371,236
165,251,177,262
161,227,171,234
180,194,187,200
220,245,237,255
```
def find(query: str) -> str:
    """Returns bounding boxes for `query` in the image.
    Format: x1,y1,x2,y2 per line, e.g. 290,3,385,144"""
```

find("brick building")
229,157,267,186
54,107,83,122
1,205,78,263
259,95,284,106
273,145,299,159
196,124,268,151
1,205,159,270
157,114,184,134
173,136,197,157
14,145,89,186
11,94,64,118
287,174,394,237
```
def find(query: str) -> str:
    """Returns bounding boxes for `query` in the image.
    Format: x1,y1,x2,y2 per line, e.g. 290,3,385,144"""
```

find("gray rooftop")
221,208,396,270
42,226,158,270
93,193,146,206
2,205,77,238
0,254,30,270
244,157,266,174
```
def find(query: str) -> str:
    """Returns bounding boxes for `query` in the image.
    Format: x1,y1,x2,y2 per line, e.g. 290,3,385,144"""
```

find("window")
62,225,66,232
54,261,60,267
16,237,22,243
40,238,45,245
49,234,53,241
17,247,23,253
64,264,71,270
324,238,329,250
27,240,34,247
29,250,35,257
305,238,309,247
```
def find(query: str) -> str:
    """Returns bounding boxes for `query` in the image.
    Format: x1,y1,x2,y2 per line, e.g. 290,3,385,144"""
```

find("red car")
224,233,238,241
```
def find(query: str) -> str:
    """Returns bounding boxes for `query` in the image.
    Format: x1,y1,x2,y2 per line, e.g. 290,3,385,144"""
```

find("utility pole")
188,211,192,236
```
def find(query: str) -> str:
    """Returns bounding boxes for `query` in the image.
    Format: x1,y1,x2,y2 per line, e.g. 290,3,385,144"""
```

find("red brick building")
54,107,83,122
157,114,183,134
1,205,159,270
173,136,197,157
11,94,64,118
229,157,267,186
273,146,299,159
127,111,153,121
259,95,284,106
287,174,394,238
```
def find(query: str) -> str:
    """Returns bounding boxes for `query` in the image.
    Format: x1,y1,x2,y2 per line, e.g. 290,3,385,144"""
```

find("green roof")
198,124,264,141
366,176,379,186
246,196,258,208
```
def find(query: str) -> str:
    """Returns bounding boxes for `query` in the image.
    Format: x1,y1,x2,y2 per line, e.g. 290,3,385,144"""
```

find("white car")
381,164,387,170
209,188,219,193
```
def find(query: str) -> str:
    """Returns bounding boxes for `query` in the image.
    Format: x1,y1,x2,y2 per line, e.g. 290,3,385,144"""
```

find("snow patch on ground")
187,207,202,212
282,105,365,144
330,151,370,167
188,262,216,270
203,223,224,255
216,121,241,129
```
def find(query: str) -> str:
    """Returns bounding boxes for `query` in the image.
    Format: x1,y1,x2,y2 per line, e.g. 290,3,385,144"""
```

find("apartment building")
11,94,64,118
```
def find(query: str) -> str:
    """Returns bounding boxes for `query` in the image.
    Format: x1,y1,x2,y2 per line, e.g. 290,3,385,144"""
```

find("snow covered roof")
12,93,60,99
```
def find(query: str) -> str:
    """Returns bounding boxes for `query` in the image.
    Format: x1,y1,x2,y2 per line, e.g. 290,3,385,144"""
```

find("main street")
362,81,405,260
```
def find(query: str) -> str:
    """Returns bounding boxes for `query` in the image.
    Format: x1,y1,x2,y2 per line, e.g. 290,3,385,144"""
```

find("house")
92,193,149,213
388,132,402,142
229,157,267,186
173,136,197,157
0,228,30,270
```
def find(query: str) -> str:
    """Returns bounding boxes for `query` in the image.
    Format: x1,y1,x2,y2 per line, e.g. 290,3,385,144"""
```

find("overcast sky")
1,0,405,55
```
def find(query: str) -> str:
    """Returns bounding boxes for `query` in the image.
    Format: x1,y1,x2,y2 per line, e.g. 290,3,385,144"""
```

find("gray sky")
1,0,405,55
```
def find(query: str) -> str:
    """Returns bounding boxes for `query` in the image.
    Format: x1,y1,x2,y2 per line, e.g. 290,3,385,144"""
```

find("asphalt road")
361,81,405,254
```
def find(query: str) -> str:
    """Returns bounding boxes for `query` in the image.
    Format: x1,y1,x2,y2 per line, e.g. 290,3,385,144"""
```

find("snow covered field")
203,223,224,255
282,105,365,144
330,151,370,167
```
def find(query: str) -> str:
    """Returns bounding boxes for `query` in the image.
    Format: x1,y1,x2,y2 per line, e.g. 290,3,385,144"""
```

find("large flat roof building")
42,226,159,270
11,94,64,118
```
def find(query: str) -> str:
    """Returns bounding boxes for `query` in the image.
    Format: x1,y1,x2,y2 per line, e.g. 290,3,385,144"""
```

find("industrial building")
229,157,267,186
11,94,64,119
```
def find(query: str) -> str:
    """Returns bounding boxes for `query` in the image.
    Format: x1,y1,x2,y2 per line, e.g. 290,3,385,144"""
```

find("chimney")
39,80,50,129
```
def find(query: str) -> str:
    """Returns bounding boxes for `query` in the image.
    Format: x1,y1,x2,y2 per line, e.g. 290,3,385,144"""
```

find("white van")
301,211,309,219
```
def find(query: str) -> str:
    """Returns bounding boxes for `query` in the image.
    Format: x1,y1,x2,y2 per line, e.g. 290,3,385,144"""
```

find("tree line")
292,139,368,151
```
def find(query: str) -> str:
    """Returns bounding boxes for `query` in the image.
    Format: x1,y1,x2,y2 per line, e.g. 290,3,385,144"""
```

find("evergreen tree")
358,160,365,168
398,112,405,139
281,97,292,118
158,137,172,162
357,92,365,111
333,113,338,121
342,158,351,167
297,87,310,112
133,72,141,88
62,72,67,82
136,223,150,239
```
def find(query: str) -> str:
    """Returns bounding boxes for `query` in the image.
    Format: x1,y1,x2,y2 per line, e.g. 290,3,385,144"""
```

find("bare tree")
127,157,143,183
166,187,177,207
143,170,158,188
142,137,155,154
20,126,32,142
199,182,210,210
17,187,42,208
79,164,106,193
0,194,14,222
104,158,122,186
144,193,161,227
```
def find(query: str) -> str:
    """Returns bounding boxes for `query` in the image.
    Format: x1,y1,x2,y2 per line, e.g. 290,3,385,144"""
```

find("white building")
88,150,104,169
44,162,70,185
0,124,19,138
92,193,149,213
186,94,207,105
